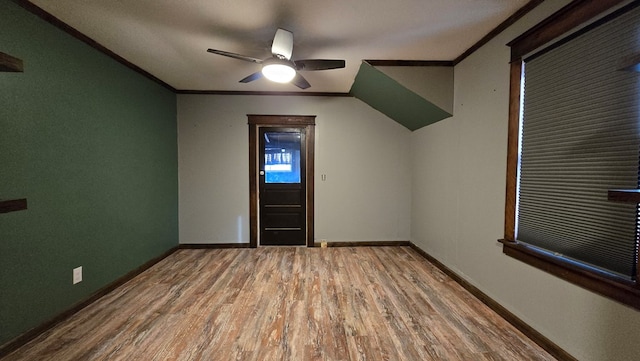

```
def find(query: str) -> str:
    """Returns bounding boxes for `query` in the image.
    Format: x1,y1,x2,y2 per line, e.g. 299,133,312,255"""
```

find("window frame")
501,0,640,310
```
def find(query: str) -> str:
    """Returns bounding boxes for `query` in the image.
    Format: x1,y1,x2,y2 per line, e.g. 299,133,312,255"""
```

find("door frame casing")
248,114,315,247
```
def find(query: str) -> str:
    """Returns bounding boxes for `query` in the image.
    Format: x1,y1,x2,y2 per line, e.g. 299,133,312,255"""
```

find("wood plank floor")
2,247,556,361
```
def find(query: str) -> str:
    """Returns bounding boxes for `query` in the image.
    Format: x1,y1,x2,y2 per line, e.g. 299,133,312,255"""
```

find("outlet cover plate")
73,266,82,284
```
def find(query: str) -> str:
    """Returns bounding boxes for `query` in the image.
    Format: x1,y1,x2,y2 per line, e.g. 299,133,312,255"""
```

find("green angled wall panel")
350,62,452,131
0,0,178,345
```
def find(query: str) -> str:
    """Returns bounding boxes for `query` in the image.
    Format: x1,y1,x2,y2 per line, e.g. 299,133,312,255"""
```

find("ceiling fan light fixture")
262,62,296,83
207,28,344,89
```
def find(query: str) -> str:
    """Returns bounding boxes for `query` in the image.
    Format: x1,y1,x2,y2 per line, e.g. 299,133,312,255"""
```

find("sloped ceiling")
350,62,453,131
376,65,453,114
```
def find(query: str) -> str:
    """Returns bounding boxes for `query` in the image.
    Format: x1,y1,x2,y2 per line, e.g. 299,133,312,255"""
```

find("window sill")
607,189,640,203
498,239,640,311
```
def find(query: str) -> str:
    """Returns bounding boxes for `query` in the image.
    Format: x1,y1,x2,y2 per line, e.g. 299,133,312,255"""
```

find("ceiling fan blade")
239,71,263,83
291,72,311,89
295,59,345,71
271,28,293,60
207,49,263,64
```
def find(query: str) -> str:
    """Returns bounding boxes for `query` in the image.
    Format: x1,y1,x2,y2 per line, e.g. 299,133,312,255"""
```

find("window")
502,0,640,310
263,131,302,183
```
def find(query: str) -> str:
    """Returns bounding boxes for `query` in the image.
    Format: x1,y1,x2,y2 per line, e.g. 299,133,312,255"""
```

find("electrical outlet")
321,240,327,248
73,266,82,284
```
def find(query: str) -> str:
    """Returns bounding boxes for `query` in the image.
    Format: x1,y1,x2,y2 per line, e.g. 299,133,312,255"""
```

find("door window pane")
264,131,301,183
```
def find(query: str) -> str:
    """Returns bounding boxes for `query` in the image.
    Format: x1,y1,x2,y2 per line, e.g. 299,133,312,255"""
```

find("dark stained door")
259,128,306,246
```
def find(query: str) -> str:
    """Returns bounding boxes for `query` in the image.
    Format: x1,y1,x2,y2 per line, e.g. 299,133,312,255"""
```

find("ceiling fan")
207,28,345,89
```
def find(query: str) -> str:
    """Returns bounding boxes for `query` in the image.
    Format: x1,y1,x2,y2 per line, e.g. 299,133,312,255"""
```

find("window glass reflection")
264,132,301,183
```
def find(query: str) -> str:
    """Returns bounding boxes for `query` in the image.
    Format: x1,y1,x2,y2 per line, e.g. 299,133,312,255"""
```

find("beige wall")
410,1,640,360
178,95,411,244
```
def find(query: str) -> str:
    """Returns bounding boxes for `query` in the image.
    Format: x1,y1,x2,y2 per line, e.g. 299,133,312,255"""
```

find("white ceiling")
29,0,530,92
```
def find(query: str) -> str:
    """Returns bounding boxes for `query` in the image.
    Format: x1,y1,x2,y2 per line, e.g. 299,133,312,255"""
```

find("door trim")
248,114,316,247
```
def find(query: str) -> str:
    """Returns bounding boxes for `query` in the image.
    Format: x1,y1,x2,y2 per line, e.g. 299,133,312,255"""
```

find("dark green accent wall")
0,0,178,346
350,62,452,131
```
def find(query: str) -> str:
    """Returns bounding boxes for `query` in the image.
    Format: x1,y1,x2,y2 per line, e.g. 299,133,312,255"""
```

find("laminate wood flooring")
2,247,557,360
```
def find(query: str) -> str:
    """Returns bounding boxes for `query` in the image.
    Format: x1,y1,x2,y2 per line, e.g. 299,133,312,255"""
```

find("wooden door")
259,128,306,245
248,114,315,248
